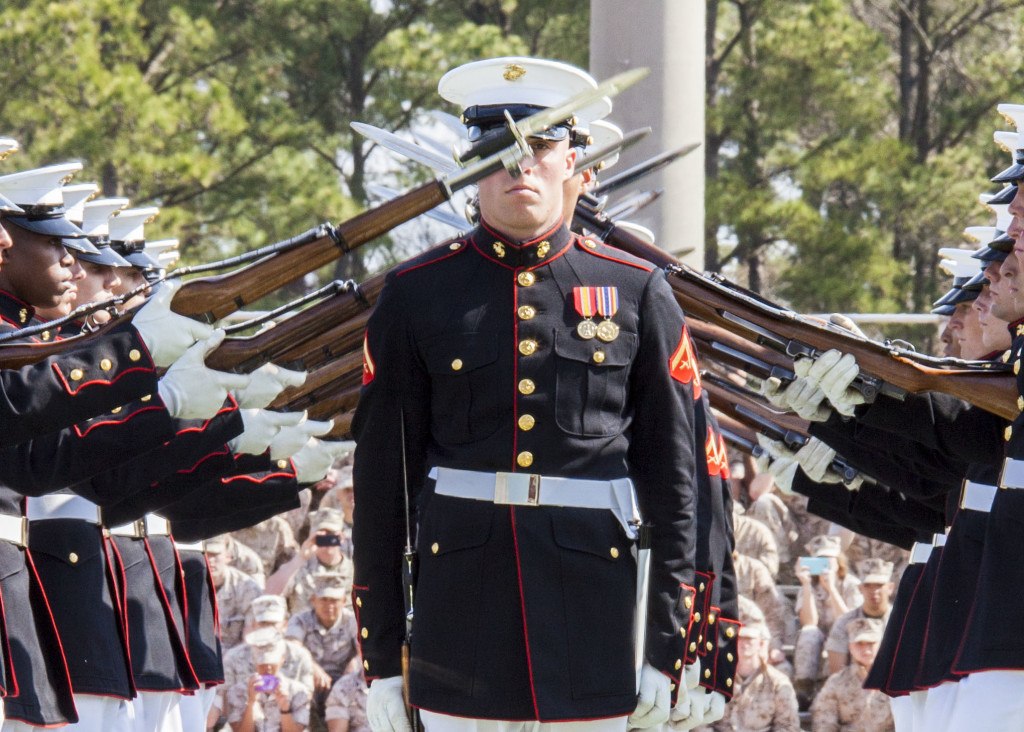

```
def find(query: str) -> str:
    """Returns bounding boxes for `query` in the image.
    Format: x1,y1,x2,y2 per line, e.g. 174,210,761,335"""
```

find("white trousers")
178,687,218,731
919,682,957,732
3,694,135,732
945,671,1024,732
420,711,628,732
133,691,182,732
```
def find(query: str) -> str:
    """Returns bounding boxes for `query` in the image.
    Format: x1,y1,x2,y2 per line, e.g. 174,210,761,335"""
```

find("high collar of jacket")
469,218,573,269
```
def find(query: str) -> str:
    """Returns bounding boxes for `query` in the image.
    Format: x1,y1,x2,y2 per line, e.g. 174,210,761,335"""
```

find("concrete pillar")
590,0,705,268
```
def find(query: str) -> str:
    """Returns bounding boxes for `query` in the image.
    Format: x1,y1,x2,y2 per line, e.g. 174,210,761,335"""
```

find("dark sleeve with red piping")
81,399,244,520
0,395,177,496
161,454,301,541
0,321,161,447
625,271,698,694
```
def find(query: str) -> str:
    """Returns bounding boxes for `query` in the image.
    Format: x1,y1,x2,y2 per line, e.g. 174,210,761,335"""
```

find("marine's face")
849,639,879,669
477,137,575,240
0,227,79,310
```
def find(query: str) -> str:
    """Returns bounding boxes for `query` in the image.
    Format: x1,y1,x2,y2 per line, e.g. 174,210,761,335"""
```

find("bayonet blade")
593,142,701,197
352,122,460,175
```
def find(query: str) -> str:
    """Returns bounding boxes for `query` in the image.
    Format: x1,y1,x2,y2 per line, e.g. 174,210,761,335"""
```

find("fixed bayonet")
592,141,701,197
353,123,460,174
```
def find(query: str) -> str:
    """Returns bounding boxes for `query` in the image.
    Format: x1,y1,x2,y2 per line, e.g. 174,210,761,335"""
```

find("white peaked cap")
963,226,998,244
995,130,1022,154
108,206,159,243
998,103,1024,134
0,162,82,207
0,139,19,160
61,183,99,225
583,120,624,169
146,239,179,268
938,247,983,278
81,198,129,238
439,57,612,125
984,202,1012,231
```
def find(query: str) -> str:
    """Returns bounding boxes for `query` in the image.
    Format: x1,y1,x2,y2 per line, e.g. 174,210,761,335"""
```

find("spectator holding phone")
792,535,862,708
268,509,354,612
228,627,311,732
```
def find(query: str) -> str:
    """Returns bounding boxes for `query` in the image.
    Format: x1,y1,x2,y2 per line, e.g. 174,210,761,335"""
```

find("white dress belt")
1000,458,1024,490
933,531,948,548
909,542,932,565
0,514,27,547
25,494,101,523
429,466,640,538
960,480,998,513
174,540,206,553
107,514,171,538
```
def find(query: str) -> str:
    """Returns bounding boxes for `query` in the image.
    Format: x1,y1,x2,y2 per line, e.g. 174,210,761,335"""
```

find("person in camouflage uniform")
314,465,354,558
233,514,300,577
225,627,312,732
793,535,862,706
325,667,369,732
215,594,317,726
286,573,360,730
701,603,800,732
825,558,894,675
209,536,265,650
811,617,894,732
281,509,354,613
733,505,781,578
223,532,267,586
733,553,793,663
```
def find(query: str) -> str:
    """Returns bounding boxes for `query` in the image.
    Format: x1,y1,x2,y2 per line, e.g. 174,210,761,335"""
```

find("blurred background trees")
1,0,1022,333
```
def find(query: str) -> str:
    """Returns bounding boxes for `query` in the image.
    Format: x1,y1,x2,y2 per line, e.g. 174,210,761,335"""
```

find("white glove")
668,660,703,728
132,280,215,368
628,663,672,729
232,363,307,409
783,377,831,422
366,676,411,732
801,349,865,416
795,438,864,490
157,331,250,420
269,417,334,460
756,434,798,495
291,438,353,483
227,409,305,455
704,691,727,724
759,375,789,409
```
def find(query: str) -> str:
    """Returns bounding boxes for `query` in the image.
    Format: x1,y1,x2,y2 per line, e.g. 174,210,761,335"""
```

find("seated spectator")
226,627,311,732
222,533,267,587
317,464,354,557
285,573,359,727
269,509,354,612
745,472,800,580
325,663,369,732
233,515,300,577
811,617,894,731
706,602,800,731
826,559,894,674
842,532,909,586
214,595,317,727
733,553,794,667
733,504,781,578
793,535,862,708
209,536,264,651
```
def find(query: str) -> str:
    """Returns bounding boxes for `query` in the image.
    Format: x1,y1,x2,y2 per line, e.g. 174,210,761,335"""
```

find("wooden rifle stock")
713,411,760,447
305,384,361,423
204,278,376,373
278,310,371,372
273,351,363,411
170,182,448,323
574,206,1017,421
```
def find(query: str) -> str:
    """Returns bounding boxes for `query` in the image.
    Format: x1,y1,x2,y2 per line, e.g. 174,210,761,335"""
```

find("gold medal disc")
577,319,598,339
596,320,620,342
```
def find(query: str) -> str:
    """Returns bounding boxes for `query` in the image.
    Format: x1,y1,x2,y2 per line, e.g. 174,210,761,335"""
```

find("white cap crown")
108,206,159,242
0,162,83,208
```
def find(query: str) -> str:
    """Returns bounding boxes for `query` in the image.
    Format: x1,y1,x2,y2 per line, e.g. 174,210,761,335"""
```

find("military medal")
595,287,620,342
573,287,598,339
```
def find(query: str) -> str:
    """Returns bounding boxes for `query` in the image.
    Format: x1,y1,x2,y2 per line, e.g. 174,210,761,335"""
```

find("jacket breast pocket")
553,330,637,437
422,333,502,445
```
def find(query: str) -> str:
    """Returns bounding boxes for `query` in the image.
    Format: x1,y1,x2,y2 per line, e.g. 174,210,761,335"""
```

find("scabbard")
634,523,653,692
